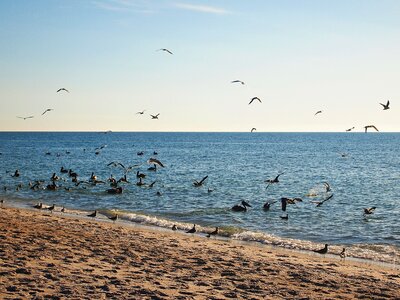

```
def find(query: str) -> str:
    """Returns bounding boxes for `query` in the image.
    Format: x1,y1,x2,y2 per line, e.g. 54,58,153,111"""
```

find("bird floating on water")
364,125,379,133
249,97,261,105
364,207,376,215
148,158,164,168
57,88,69,93
232,200,251,212
379,100,390,110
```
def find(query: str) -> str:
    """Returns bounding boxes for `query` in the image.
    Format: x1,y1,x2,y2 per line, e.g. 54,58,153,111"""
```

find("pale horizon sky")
0,0,399,132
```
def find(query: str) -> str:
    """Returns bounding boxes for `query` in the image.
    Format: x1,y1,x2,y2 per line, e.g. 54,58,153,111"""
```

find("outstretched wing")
199,175,208,184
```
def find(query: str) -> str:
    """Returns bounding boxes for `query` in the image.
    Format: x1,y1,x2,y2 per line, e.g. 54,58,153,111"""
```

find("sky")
0,0,399,132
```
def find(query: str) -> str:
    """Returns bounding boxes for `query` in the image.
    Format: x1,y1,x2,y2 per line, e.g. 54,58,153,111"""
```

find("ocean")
0,132,399,264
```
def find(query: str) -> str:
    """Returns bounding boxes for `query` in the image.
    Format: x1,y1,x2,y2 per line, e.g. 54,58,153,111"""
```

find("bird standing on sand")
157,48,173,55
313,244,328,254
151,114,160,119
42,109,53,115
61,206,65,213
231,80,245,85
57,88,69,93
172,224,177,231
33,203,43,209
314,110,322,116
340,248,346,260
186,224,196,233
87,210,97,218
47,204,55,213
364,125,379,133
379,100,390,110
207,227,219,238
108,214,118,223
249,97,261,105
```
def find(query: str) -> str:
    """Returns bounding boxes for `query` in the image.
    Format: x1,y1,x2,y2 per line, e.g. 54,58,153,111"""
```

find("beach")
0,205,399,300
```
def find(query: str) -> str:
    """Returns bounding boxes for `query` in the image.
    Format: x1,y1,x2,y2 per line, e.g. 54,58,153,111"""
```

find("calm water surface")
0,132,399,263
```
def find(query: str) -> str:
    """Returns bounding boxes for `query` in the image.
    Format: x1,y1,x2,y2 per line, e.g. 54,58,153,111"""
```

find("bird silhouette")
364,207,376,215
136,110,146,114
157,48,173,55
313,244,328,254
57,88,69,93
42,109,53,115
186,224,196,233
249,97,261,105
17,116,34,120
108,214,118,222
346,127,355,132
339,248,346,259
251,128,256,133
207,227,219,238
379,100,390,110
314,110,322,116
87,210,97,218
151,114,160,119
231,80,245,85
232,200,251,212
148,158,164,167
364,125,379,133
193,175,208,187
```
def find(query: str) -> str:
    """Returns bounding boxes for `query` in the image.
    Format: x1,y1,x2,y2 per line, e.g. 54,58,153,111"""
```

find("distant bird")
311,194,334,207
136,171,146,179
0,199,4,206
148,164,157,171
314,110,322,116
61,206,65,213
172,224,177,231
33,203,43,209
151,114,160,119
87,210,97,218
148,181,156,188
47,204,55,213
280,214,289,220
263,201,276,211
231,80,245,85
251,128,256,133
379,100,390,110
42,109,53,115
12,170,20,178
249,97,261,105
364,125,379,133
136,110,146,115
339,248,346,259
313,244,328,254
186,224,196,234
108,214,118,222
232,200,251,212
57,88,69,93
207,227,219,238
193,175,208,187
157,48,173,55
265,172,284,184
364,207,376,215
148,158,164,168
280,197,288,212
17,116,34,120
323,182,331,193
346,127,355,132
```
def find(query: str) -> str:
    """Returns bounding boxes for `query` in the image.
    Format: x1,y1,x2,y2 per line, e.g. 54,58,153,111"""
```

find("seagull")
157,48,173,55
231,80,245,85
136,110,146,115
313,244,328,254
42,109,53,115
364,125,379,133
249,97,261,105
379,100,390,110
207,227,219,238
151,114,160,119
364,207,376,215
251,128,257,133
17,116,34,120
346,127,355,132
193,175,208,187
186,224,196,234
57,88,69,93
314,110,322,116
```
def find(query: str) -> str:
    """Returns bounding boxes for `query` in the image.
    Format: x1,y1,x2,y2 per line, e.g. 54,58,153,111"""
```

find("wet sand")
0,206,399,299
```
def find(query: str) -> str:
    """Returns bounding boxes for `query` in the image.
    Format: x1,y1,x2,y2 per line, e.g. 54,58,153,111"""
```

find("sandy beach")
0,205,399,300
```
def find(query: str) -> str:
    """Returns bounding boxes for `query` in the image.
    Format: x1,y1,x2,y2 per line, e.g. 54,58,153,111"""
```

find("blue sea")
0,132,399,264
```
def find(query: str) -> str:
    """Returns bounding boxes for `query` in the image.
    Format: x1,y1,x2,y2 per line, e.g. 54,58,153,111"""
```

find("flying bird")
231,80,245,85
249,97,261,105
148,158,164,168
379,100,390,110
42,109,53,115
17,116,34,120
251,128,256,133
364,125,379,133
193,175,208,187
151,114,160,119
136,110,146,115
57,88,69,93
364,207,376,215
157,48,173,55
314,110,322,116
346,127,355,132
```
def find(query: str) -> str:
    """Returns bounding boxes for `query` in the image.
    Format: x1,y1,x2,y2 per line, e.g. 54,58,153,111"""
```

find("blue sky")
0,0,399,131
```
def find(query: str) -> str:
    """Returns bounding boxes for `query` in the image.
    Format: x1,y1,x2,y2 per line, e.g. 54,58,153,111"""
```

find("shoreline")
2,196,399,269
1,205,399,299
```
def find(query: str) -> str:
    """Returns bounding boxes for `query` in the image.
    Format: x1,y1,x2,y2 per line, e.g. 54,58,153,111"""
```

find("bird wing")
251,128,256,132
314,111,322,115
148,158,164,167
387,100,390,106
199,176,208,184
248,99,254,105
41,110,48,115
371,125,379,131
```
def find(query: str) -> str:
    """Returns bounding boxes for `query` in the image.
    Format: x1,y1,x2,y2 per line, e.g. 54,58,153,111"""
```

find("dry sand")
0,206,399,300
